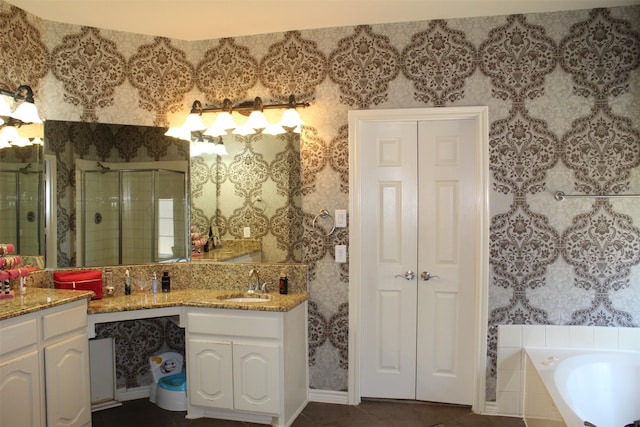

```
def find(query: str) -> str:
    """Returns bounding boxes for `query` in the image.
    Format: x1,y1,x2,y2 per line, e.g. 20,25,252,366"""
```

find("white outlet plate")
243,227,251,238
335,244,347,263
335,209,347,228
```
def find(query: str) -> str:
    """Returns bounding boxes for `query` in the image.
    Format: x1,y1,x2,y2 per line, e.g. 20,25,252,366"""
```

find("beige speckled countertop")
0,287,94,321
88,289,307,314
191,239,261,262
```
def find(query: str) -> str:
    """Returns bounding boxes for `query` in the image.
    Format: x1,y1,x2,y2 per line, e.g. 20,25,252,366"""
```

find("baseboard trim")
483,401,497,415
116,385,150,402
308,389,349,405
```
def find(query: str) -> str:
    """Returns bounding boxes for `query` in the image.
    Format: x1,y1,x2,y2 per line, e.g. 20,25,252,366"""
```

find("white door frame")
348,106,490,413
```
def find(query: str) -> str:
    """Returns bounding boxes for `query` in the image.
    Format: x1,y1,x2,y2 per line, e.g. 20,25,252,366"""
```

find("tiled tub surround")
496,325,640,417
523,347,640,427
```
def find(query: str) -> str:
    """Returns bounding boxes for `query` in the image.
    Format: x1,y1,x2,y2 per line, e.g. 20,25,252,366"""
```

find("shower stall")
78,164,188,267
0,165,43,256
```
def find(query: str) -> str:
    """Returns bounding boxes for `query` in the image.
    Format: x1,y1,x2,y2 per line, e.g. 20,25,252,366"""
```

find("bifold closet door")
360,118,478,406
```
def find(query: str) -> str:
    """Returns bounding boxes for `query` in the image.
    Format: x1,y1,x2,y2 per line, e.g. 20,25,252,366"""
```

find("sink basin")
219,294,271,303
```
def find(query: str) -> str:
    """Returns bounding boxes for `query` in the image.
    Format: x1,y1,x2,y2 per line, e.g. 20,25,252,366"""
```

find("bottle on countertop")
161,271,170,293
278,269,288,295
204,226,213,252
152,272,158,294
124,269,131,295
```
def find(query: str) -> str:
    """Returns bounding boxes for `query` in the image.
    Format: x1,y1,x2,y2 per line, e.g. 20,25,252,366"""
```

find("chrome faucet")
248,268,260,293
248,268,268,293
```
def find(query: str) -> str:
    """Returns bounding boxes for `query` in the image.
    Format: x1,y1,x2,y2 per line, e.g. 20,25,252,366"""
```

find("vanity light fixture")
0,84,44,148
166,94,310,143
0,85,43,124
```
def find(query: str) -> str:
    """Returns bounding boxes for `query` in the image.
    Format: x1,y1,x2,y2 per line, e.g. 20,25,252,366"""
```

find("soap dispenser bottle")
124,269,131,295
279,269,288,295
161,271,170,293
151,272,158,294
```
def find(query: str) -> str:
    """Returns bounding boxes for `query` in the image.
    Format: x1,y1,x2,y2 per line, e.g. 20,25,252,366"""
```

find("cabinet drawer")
43,303,87,341
187,311,280,339
0,318,37,356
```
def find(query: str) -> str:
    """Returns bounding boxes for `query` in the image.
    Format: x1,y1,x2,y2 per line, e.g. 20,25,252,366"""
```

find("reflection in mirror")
45,120,190,268
75,160,188,267
0,143,44,264
189,130,302,263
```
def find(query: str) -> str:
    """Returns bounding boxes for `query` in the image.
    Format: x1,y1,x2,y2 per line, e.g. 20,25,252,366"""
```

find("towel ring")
253,196,267,214
312,209,335,236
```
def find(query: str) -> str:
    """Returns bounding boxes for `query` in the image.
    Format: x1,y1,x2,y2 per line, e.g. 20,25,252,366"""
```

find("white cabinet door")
188,339,233,409
0,350,42,427
233,343,280,414
44,333,91,427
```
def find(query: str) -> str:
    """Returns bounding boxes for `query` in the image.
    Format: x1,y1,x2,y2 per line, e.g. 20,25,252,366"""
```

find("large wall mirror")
44,120,190,268
0,142,44,265
190,130,302,264
35,120,302,268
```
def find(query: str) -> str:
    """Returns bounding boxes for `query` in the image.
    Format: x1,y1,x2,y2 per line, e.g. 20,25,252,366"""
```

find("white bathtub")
524,347,640,427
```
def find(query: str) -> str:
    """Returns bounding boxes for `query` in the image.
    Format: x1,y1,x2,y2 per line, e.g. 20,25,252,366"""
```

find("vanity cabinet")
0,300,91,427
186,302,308,426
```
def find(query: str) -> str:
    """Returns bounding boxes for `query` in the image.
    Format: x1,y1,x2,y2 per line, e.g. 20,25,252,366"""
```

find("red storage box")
53,269,103,300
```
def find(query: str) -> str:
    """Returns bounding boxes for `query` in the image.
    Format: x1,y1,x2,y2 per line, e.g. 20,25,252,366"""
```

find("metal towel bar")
554,191,640,201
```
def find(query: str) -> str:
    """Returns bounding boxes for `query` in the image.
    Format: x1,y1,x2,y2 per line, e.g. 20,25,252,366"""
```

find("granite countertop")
0,287,94,321
88,289,308,314
191,239,261,262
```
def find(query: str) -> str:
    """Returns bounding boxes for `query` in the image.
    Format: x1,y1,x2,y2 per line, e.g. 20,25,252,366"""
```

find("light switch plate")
243,227,251,238
335,244,347,263
335,209,347,227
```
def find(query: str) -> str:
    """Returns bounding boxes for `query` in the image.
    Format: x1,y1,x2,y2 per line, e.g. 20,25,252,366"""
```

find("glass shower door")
82,170,120,266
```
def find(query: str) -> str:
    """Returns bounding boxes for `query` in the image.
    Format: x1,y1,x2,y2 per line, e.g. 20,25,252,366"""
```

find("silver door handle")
395,270,415,280
420,271,439,281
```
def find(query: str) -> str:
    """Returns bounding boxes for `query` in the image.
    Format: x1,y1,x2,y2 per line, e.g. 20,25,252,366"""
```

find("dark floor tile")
92,398,525,427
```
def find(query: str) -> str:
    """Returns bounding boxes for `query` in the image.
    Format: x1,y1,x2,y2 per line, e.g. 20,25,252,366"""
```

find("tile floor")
91,398,525,426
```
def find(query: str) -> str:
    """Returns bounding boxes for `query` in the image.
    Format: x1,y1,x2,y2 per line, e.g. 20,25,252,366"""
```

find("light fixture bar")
191,94,310,115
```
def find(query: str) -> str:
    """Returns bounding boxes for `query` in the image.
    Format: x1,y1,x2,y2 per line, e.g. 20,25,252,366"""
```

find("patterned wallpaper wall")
1,2,638,400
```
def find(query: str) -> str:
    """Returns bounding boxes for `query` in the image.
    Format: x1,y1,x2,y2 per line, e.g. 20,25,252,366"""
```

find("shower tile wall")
1,1,638,399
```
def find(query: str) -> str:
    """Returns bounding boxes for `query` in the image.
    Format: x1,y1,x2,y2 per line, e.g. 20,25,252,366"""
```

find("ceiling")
5,0,640,41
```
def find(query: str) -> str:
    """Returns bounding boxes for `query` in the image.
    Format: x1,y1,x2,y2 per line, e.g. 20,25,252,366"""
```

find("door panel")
188,339,233,409
416,119,476,404
360,121,418,399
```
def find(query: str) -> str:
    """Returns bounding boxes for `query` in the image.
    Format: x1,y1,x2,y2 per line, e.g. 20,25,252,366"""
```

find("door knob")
420,271,439,281
394,270,415,280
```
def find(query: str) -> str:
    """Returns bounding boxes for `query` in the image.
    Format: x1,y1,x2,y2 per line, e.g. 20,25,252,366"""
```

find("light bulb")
263,123,286,135
11,102,42,123
181,113,206,131
246,110,269,130
232,123,255,136
0,125,20,142
214,141,228,155
10,137,32,147
211,111,236,131
280,108,303,128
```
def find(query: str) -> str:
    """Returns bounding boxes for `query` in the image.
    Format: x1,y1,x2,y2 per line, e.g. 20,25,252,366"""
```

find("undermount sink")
219,294,271,303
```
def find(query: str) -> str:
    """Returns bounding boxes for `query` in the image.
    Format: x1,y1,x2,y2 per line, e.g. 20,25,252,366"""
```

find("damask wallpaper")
1,1,638,401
